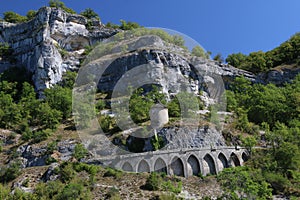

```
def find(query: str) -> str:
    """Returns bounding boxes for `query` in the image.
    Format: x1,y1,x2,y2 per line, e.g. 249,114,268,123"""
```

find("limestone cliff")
0,6,298,95
0,7,118,93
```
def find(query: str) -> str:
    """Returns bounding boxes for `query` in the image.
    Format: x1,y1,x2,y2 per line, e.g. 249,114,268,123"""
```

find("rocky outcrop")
257,67,300,85
159,126,226,150
15,139,78,168
0,7,118,94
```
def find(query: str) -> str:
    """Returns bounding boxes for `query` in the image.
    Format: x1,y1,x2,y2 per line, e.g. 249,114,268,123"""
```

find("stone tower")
150,103,169,129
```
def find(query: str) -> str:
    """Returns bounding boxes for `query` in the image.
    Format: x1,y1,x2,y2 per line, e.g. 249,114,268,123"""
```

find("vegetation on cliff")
0,1,300,199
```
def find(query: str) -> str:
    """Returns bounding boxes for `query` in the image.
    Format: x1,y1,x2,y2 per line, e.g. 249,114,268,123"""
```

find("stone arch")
230,152,241,167
242,152,249,163
203,154,216,175
170,156,184,177
187,154,201,176
154,158,167,174
137,160,150,173
122,162,133,172
217,152,229,171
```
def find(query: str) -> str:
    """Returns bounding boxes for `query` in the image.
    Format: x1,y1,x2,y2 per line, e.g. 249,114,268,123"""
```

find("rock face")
15,139,78,168
159,126,226,150
0,7,118,94
257,68,300,85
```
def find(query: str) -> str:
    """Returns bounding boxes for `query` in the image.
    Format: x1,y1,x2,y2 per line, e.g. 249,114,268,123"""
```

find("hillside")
0,1,300,200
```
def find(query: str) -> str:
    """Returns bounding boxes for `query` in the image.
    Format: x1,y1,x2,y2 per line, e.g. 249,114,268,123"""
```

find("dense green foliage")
0,68,73,143
221,75,300,197
2,10,37,23
49,0,76,14
80,8,99,20
0,43,13,59
226,33,300,73
167,91,203,118
3,11,27,23
106,20,142,30
73,144,88,160
129,85,166,124
144,172,182,194
218,167,272,199
191,45,210,59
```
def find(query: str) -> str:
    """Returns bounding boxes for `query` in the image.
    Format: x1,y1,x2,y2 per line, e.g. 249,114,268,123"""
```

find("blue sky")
1,0,300,58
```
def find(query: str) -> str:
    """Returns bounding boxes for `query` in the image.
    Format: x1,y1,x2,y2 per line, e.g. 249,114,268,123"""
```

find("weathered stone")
0,7,117,94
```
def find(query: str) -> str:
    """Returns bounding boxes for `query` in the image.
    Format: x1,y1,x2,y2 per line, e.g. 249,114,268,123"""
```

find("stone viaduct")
90,146,249,178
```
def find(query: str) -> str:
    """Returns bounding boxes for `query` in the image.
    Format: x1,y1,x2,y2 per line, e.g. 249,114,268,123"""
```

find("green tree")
80,8,99,20
31,102,62,130
119,19,141,30
242,135,257,155
26,10,37,20
61,71,77,89
49,0,76,14
218,167,272,199
0,92,21,128
45,86,72,119
191,45,209,58
240,51,267,73
226,52,247,68
73,144,88,160
3,11,27,23
213,53,224,63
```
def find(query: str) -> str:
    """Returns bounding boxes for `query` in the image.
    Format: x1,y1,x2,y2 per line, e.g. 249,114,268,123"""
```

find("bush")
35,180,64,199
144,173,182,194
99,115,116,133
0,43,13,59
73,144,88,160
32,129,52,143
56,182,92,200
144,172,161,191
0,161,22,183
45,85,72,119
103,168,123,179
26,10,37,20
264,172,291,194
80,8,99,20
106,187,121,200
217,167,272,199
59,162,76,183
49,0,76,14
119,19,141,30
3,11,27,23
61,71,77,89
191,45,209,59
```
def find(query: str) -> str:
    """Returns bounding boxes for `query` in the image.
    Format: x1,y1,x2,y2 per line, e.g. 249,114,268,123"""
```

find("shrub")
191,45,209,58
0,43,13,59
106,187,121,200
61,71,77,89
35,181,64,199
32,129,52,143
103,167,123,179
3,11,27,23
218,167,272,199
56,182,92,200
99,115,116,133
73,144,88,160
45,85,72,119
144,172,161,191
26,10,37,20
59,162,76,183
80,8,99,20
49,0,76,14
0,161,22,183
264,172,291,194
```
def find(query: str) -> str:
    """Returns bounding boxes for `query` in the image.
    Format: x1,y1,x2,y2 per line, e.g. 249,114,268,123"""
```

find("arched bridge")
89,147,249,178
